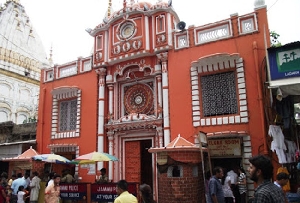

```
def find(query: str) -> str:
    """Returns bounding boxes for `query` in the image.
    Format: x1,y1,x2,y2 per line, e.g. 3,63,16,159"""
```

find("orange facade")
36,1,271,200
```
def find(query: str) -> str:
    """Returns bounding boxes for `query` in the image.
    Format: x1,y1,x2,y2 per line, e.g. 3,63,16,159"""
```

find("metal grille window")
59,99,77,131
201,71,238,117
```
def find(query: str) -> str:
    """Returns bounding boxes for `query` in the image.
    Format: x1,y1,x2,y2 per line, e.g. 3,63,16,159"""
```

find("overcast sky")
1,0,299,64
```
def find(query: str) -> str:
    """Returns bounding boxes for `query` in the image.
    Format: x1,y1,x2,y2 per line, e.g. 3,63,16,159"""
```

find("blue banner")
268,45,300,80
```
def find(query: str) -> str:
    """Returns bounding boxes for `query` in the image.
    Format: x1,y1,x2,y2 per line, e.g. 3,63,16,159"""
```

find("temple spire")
107,0,112,18
48,45,53,67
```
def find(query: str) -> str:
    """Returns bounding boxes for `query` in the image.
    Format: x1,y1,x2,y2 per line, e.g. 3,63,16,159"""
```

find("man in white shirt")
227,168,240,203
274,172,289,188
29,171,41,203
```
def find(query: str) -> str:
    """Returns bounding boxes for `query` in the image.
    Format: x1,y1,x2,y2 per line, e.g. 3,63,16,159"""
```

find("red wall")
167,7,270,156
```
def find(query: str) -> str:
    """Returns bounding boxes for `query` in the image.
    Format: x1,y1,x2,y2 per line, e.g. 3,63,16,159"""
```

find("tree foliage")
270,31,281,47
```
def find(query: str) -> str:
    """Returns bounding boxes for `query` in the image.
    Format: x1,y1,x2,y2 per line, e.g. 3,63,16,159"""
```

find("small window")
96,35,103,50
167,165,183,177
156,15,165,33
59,99,77,132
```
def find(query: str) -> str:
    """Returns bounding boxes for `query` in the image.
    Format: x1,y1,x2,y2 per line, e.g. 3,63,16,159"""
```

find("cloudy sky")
1,0,299,64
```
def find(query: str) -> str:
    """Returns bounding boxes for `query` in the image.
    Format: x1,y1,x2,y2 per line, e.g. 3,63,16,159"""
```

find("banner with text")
91,183,137,202
208,138,241,157
60,183,87,200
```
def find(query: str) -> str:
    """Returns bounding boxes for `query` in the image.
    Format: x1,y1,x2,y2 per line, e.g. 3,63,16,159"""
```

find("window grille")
201,71,238,117
59,99,77,131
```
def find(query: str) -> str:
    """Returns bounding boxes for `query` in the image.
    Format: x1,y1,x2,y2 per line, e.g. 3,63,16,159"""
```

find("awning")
0,140,36,146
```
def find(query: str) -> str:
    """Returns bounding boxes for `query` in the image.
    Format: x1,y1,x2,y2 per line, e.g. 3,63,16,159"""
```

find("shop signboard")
91,182,137,202
208,138,241,157
60,183,87,200
268,44,300,80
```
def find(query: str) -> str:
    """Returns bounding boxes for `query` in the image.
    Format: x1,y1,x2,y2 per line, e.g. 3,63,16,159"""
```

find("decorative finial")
48,45,53,67
107,0,112,18
254,0,265,8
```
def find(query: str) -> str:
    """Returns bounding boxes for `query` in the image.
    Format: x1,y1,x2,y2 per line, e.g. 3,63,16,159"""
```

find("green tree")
270,31,281,47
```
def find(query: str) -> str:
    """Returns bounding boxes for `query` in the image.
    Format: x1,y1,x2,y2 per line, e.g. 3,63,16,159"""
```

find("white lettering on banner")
285,71,299,76
60,186,68,191
208,138,241,157
61,193,68,197
97,186,116,192
68,185,78,191
69,193,79,197
96,194,113,199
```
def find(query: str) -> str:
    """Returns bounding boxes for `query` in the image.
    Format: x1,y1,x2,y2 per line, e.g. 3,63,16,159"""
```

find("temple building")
0,0,49,172
35,0,300,202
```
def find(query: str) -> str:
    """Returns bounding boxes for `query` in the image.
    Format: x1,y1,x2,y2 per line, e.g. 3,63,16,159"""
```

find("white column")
96,68,106,170
156,75,163,118
156,52,170,146
107,131,114,181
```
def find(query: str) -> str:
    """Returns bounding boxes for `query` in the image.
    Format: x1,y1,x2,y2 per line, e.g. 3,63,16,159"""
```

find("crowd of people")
1,155,288,203
206,155,288,203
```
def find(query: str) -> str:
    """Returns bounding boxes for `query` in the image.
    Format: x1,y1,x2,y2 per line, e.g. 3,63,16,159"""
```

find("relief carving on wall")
124,83,154,115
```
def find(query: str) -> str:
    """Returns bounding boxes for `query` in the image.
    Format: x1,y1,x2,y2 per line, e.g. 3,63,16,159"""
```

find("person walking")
208,166,225,203
139,184,156,203
222,171,234,203
29,172,40,203
44,174,61,203
114,180,137,203
274,172,289,188
247,155,285,203
237,168,247,203
11,173,26,203
0,182,7,203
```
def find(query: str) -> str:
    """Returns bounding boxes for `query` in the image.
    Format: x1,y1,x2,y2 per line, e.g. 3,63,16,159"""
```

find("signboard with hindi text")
208,138,241,157
91,183,137,202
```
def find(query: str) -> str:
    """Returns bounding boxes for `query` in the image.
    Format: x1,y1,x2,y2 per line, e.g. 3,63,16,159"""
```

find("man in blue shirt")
207,166,225,203
11,172,27,202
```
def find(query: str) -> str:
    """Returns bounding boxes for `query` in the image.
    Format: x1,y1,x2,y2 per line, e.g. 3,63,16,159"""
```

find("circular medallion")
119,21,135,40
124,84,153,114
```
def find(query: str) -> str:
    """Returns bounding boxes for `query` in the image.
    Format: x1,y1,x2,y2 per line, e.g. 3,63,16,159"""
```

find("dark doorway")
0,161,8,175
212,158,242,172
140,139,153,188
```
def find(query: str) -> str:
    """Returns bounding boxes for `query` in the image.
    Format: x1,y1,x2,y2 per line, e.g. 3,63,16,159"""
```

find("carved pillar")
107,130,114,181
96,68,106,170
156,75,163,118
156,126,163,148
108,84,114,115
156,52,170,146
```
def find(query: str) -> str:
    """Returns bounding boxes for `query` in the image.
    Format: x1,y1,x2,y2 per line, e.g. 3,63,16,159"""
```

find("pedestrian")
29,172,40,203
11,173,26,203
237,168,247,203
61,169,75,183
46,172,56,187
44,174,61,203
8,175,16,187
17,186,28,203
207,166,225,203
222,170,234,203
95,168,108,184
274,172,289,188
0,182,7,203
247,155,285,203
227,167,239,203
114,180,137,203
139,184,156,203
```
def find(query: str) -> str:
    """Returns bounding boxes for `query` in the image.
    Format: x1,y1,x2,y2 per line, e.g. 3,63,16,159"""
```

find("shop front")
267,41,300,194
